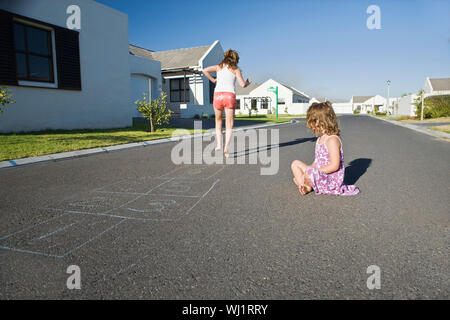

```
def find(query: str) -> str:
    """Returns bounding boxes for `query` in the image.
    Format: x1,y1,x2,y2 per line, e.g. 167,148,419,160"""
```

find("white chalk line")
0,212,70,241
181,179,220,218
31,221,78,242
67,210,175,222
62,219,127,257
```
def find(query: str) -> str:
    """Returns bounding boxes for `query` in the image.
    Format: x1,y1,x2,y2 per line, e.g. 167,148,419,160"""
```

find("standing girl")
203,49,251,158
291,101,360,196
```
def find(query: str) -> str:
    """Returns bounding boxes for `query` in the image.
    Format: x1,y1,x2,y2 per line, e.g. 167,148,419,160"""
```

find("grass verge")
0,121,205,162
234,114,303,124
428,125,450,134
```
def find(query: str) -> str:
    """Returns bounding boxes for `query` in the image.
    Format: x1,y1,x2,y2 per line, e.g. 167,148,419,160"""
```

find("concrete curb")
367,115,450,140
0,120,297,170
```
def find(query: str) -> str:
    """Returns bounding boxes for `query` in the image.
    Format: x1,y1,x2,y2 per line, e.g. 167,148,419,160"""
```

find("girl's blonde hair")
219,49,239,70
306,101,340,136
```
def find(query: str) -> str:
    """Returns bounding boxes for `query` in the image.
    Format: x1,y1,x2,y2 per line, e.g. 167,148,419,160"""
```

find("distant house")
309,97,326,104
397,94,418,117
423,77,450,96
130,40,224,118
0,0,162,133
351,95,386,114
235,78,310,115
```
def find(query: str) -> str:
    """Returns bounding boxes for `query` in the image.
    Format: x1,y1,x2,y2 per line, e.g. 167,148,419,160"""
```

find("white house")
235,78,310,115
0,0,156,133
351,95,386,114
130,40,224,119
397,94,418,117
423,77,450,96
309,97,326,104
331,102,353,114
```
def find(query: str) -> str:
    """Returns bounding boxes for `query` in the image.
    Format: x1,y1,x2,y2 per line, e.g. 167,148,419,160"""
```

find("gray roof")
353,96,373,103
278,82,309,99
129,44,210,70
429,78,450,91
235,83,260,96
312,97,326,102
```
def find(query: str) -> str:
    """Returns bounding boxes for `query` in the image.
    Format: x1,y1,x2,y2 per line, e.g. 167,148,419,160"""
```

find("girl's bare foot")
300,184,312,195
215,145,222,151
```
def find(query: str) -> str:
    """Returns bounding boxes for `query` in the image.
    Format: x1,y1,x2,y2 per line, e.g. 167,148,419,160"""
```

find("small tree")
135,92,172,132
0,86,15,115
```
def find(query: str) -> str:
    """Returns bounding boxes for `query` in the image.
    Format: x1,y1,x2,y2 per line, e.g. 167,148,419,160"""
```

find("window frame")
13,20,55,84
169,77,190,103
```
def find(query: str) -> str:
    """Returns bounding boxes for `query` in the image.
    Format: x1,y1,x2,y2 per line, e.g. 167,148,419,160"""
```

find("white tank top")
214,64,236,94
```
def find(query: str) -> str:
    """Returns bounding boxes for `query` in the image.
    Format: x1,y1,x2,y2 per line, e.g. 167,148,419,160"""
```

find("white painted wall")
236,79,309,115
0,0,133,133
332,102,353,114
397,94,418,117
180,103,214,118
129,54,162,118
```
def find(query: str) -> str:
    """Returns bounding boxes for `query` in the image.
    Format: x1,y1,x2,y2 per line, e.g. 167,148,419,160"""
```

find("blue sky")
96,0,449,101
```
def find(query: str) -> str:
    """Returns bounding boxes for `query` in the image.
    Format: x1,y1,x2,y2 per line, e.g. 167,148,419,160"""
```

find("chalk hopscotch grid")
0,166,223,258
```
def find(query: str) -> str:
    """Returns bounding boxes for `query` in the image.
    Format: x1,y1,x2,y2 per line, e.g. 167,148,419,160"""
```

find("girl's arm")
202,65,218,83
318,137,341,174
235,68,251,88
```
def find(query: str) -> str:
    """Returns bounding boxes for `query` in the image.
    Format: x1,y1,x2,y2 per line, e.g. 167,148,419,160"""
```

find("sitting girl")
291,101,360,196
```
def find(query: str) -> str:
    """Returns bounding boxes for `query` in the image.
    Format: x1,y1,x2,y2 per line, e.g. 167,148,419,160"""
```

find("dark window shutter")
55,26,81,90
0,10,18,86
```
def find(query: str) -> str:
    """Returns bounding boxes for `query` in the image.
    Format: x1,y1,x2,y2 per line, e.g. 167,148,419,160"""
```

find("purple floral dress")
306,135,360,196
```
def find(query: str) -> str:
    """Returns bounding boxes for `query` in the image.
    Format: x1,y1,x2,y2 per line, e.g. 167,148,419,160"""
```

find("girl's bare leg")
214,108,223,151
291,160,307,193
224,108,235,157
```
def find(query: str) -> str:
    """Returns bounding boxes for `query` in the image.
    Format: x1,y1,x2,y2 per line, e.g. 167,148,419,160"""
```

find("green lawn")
428,125,450,134
234,114,304,124
0,122,204,161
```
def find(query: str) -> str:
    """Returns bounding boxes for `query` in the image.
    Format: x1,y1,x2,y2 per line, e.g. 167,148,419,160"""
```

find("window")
170,78,190,102
236,99,240,109
261,99,268,109
13,22,54,83
251,99,257,110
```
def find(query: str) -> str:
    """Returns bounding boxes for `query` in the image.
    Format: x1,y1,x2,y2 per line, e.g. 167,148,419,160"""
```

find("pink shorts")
213,92,236,110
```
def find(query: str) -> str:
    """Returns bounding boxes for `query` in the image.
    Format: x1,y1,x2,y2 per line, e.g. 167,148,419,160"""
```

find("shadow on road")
234,137,317,158
344,158,372,185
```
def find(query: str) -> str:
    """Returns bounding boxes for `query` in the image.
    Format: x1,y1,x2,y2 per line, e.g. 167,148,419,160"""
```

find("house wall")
200,40,224,107
0,0,133,133
332,103,353,114
129,54,162,118
397,94,418,117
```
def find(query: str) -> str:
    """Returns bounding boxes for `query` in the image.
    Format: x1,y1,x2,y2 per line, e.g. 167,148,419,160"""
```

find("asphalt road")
0,115,449,299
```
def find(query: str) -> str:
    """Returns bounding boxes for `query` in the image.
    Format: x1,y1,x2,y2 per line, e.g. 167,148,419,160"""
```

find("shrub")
202,113,208,119
135,92,172,132
209,114,215,119
353,110,360,114
193,114,200,119
415,94,450,119
0,86,15,115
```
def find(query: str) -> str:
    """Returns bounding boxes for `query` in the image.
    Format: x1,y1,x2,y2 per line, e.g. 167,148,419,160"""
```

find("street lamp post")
267,86,279,118
421,90,425,121
386,80,391,115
